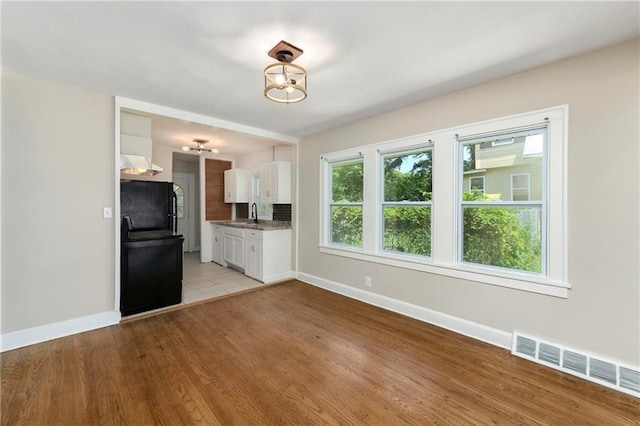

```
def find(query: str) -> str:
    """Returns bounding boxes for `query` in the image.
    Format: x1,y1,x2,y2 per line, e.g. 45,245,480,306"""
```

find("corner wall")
297,39,640,365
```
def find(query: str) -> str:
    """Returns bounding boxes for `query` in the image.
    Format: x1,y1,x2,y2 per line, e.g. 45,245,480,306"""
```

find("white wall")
1,72,116,334
298,39,640,364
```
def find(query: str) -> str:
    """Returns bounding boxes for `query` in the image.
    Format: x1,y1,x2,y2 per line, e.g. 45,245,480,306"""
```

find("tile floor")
181,251,266,305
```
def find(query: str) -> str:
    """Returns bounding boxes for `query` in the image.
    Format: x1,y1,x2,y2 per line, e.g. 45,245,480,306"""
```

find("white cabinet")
245,232,263,281
244,228,292,283
260,161,291,204
218,225,292,283
223,227,245,269
211,225,224,265
224,168,249,203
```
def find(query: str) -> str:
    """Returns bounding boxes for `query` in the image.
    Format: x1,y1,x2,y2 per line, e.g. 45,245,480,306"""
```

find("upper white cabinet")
224,168,249,203
260,161,291,204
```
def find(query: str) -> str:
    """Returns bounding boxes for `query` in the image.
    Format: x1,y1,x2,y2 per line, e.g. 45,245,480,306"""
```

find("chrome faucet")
251,203,258,223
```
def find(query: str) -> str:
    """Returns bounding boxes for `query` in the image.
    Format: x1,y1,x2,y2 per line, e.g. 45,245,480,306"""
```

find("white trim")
297,272,513,349
263,271,294,284
468,175,485,193
117,97,298,144
1,311,121,352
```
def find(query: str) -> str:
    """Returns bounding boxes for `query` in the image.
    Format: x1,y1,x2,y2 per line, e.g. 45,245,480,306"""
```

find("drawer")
223,227,244,238
245,229,263,240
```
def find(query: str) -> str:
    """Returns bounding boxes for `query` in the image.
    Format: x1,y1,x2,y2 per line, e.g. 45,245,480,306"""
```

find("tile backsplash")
236,203,249,219
273,204,292,222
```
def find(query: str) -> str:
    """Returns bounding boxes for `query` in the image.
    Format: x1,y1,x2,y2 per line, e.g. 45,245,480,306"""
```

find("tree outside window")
382,149,432,256
329,160,363,247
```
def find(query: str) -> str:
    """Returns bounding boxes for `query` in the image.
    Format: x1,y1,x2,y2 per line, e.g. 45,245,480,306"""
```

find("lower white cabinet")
216,224,292,283
223,227,245,269
244,228,292,283
245,236,263,281
212,225,224,265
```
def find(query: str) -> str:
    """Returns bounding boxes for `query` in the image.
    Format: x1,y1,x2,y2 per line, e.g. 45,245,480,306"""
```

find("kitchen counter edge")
210,220,292,231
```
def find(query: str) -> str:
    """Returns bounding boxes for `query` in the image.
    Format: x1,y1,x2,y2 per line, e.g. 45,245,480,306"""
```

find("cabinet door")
225,169,249,203
245,239,263,281
212,231,223,265
233,236,244,268
260,162,291,204
260,163,272,203
223,234,234,264
253,240,263,281
245,240,255,278
224,169,235,203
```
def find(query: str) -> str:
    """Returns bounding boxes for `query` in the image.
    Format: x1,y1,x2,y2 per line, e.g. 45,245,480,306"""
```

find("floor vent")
512,332,639,398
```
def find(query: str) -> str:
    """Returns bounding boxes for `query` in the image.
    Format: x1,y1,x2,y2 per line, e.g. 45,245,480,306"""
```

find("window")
459,128,545,274
173,183,185,219
319,106,567,297
468,176,485,193
511,173,530,201
381,148,432,257
329,159,363,248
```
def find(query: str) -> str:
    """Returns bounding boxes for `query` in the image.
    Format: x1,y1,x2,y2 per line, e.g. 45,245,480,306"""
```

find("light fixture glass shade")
264,63,307,103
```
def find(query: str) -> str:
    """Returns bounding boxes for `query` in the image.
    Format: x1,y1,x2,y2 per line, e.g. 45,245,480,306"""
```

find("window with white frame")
328,159,363,248
381,147,433,257
458,128,545,274
319,106,567,297
468,176,485,193
511,173,531,201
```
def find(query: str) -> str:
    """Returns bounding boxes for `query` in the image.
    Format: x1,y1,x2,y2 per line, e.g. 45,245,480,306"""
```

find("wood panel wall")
205,159,232,221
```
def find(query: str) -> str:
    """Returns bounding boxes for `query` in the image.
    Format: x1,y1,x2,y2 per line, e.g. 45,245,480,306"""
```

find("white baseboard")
296,272,512,349
1,310,121,352
264,271,294,284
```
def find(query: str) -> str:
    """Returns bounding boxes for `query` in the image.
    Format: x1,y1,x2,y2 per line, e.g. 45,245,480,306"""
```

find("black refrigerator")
120,181,183,316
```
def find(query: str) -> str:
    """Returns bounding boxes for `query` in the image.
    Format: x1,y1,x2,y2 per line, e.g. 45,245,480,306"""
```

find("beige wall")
1,72,115,333
236,144,293,170
298,39,640,364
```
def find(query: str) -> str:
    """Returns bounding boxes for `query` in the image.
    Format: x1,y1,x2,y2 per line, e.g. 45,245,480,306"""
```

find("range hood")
120,133,163,176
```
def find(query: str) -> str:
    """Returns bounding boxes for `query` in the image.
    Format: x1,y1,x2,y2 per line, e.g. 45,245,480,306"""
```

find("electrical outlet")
365,276,372,288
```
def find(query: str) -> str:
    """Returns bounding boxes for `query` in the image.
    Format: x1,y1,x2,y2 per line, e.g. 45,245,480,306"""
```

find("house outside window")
381,148,433,257
329,159,363,248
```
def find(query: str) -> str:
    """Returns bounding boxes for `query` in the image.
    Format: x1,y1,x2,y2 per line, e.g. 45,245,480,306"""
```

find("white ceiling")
3,1,639,147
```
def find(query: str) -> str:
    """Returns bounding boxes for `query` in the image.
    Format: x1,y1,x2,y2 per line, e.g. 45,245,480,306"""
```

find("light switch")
103,207,113,219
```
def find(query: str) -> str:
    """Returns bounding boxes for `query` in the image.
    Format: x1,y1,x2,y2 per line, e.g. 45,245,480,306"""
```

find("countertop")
211,219,292,230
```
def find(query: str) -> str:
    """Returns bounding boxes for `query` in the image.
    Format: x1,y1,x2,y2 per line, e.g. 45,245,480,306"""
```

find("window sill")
318,245,570,298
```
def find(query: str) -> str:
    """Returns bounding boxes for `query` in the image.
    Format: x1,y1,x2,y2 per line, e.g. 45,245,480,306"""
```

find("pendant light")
264,40,307,104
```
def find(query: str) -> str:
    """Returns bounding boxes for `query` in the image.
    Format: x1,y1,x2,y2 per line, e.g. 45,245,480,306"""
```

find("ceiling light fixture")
264,40,307,104
182,139,219,154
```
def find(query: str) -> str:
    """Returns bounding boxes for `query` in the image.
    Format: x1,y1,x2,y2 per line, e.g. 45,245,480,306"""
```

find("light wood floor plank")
2,281,638,425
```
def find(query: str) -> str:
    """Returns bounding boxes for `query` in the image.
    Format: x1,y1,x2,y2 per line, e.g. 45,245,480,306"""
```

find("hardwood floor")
2,281,638,425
